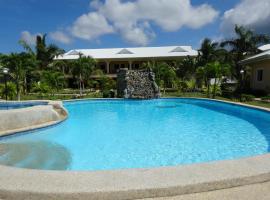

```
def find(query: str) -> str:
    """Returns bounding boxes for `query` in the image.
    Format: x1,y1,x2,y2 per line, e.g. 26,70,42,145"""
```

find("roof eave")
54,53,198,61
240,55,270,65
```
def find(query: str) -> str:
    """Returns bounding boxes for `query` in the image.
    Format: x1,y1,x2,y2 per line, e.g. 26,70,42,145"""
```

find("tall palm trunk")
79,73,82,96
24,76,27,95
207,79,210,98
16,82,21,101
212,78,217,99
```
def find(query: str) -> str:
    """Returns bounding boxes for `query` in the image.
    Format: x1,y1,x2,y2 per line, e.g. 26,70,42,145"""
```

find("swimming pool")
0,101,48,110
0,98,270,171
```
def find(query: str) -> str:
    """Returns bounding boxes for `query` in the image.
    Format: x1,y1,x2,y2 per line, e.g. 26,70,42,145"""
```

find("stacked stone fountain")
117,68,160,99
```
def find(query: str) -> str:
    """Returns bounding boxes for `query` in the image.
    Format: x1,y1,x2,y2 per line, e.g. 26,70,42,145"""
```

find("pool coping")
1,97,270,200
0,100,68,137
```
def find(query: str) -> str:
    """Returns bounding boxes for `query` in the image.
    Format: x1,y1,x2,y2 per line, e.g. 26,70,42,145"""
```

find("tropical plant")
141,61,177,94
175,57,197,80
31,82,51,94
185,78,197,92
197,38,222,66
42,71,66,94
221,25,269,88
1,53,27,100
71,55,96,96
50,60,68,74
20,34,65,69
197,61,230,98
0,82,16,100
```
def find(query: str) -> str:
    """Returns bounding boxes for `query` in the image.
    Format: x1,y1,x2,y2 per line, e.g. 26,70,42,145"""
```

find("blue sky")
0,0,269,53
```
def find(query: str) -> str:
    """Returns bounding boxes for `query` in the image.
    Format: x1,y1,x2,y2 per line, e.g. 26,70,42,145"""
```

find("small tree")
197,62,230,98
1,53,26,100
221,25,269,90
141,61,177,94
71,55,96,96
0,82,16,100
42,71,66,95
175,57,197,80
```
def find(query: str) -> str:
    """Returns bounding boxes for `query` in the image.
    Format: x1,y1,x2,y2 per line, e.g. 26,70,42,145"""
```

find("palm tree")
1,53,26,100
197,38,220,66
19,52,39,94
221,25,269,87
71,54,96,96
20,34,65,69
42,71,66,94
175,56,197,80
156,62,177,94
50,60,68,75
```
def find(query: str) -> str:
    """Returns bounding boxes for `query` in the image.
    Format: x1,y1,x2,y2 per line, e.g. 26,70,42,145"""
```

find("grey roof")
240,50,270,65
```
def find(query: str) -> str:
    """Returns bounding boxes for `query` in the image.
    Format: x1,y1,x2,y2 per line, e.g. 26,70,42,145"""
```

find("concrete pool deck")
0,154,270,200
144,181,270,200
0,98,270,199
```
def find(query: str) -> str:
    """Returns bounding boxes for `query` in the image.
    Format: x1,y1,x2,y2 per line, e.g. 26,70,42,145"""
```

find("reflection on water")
0,141,71,170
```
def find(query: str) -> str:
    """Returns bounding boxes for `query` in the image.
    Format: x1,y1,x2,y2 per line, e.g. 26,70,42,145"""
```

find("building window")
257,69,263,82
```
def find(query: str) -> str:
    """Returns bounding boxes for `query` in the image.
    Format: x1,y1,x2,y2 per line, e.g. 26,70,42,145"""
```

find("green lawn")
164,91,270,109
20,92,103,101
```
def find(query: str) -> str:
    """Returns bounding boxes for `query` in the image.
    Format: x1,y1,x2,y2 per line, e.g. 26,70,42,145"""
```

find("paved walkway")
142,181,270,200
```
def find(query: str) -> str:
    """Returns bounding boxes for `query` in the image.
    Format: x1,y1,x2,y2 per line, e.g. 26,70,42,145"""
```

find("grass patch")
20,92,103,101
244,101,270,109
165,91,270,109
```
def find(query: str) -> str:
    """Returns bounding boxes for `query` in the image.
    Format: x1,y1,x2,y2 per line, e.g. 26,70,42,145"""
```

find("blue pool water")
0,101,48,110
0,98,270,171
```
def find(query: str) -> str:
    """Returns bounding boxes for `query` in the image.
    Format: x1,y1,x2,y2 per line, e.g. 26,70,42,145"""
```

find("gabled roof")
55,46,198,60
67,50,81,56
170,47,187,53
117,48,134,54
240,50,270,65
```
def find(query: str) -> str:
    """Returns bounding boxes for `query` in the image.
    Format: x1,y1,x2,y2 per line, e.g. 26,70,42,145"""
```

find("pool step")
0,141,71,170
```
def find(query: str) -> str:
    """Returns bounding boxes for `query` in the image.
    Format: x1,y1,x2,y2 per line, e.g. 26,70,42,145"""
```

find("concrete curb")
0,154,270,200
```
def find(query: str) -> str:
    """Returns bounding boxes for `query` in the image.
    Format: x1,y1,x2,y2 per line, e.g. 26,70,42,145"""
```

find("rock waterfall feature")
117,68,160,99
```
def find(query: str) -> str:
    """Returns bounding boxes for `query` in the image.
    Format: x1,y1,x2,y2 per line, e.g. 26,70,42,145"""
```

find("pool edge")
0,154,270,200
1,97,270,199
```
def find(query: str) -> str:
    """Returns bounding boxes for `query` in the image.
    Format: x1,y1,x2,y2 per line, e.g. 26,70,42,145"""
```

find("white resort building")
55,46,198,78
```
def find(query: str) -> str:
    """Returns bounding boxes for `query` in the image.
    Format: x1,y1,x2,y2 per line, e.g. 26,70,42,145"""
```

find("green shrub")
221,83,236,99
240,94,255,102
202,85,222,98
31,82,51,94
0,82,16,100
102,90,111,98
176,80,188,92
185,78,196,91
261,95,270,100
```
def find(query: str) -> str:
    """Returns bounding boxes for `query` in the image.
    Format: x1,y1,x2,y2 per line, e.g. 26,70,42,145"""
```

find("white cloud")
221,0,270,35
71,12,114,40
49,31,72,44
68,0,218,46
20,31,40,45
90,0,102,9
